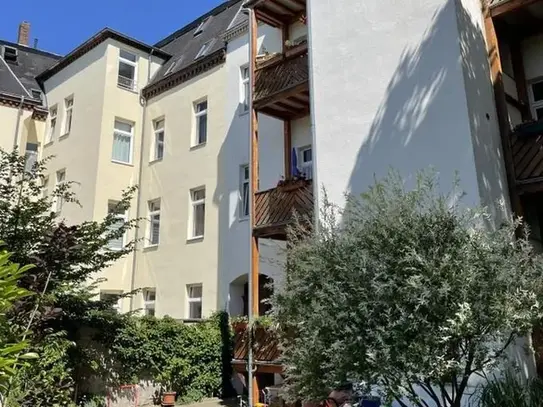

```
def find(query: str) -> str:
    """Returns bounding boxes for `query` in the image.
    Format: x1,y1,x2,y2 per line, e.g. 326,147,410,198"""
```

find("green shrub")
479,372,543,407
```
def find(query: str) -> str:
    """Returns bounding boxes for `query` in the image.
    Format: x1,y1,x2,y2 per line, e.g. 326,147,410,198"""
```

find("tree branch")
474,331,517,373
420,380,442,407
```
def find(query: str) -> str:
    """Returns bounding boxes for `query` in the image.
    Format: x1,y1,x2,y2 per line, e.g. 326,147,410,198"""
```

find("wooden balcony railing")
254,179,313,240
254,43,309,120
231,322,281,373
511,122,543,190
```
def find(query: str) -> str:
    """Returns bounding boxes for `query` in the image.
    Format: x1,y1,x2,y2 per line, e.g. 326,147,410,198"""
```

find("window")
100,291,122,312
194,17,210,36
47,106,57,143
187,284,202,319
530,80,543,121
164,57,182,77
143,289,156,316
55,169,66,213
112,119,133,164
190,188,206,238
118,49,137,91
240,165,249,218
24,143,38,173
194,100,208,145
42,177,49,199
298,146,313,179
241,66,250,113
2,46,18,63
152,119,165,161
31,89,42,103
62,96,74,135
148,199,161,246
194,40,212,60
107,201,126,251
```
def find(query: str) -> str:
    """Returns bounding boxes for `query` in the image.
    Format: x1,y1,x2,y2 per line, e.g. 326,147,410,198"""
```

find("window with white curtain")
298,146,313,179
190,188,205,238
152,118,165,161
55,169,66,213
107,201,126,251
118,50,137,91
47,106,57,143
143,289,156,316
24,143,38,173
112,119,133,164
187,284,202,319
194,100,207,146
62,96,74,135
148,199,161,246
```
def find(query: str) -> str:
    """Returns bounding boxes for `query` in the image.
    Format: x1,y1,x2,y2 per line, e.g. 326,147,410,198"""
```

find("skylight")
194,41,213,60
194,17,211,36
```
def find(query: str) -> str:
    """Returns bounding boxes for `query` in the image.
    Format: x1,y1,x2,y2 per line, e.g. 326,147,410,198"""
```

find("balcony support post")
249,7,260,406
483,4,523,219
282,20,292,179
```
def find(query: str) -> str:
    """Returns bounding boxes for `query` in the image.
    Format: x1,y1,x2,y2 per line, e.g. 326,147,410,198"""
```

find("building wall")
0,104,35,151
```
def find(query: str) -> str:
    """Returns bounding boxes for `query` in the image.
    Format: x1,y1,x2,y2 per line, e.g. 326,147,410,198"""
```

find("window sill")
59,133,70,140
117,84,139,94
143,244,159,251
43,140,54,147
238,217,249,223
186,236,204,244
190,142,207,151
111,159,134,167
149,158,163,165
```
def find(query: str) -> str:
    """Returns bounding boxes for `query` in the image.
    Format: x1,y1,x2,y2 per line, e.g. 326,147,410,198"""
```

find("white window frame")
62,96,74,136
107,201,127,251
47,106,57,143
118,49,138,91
100,290,123,313
240,164,249,219
147,199,161,246
55,169,66,213
186,284,203,319
193,100,208,146
298,145,313,180
24,143,38,173
143,288,156,316
152,118,165,162
194,17,210,36
530,79,543,121
189,188,206,239
240,66,250,113
194,40,212,60
112,119,134,165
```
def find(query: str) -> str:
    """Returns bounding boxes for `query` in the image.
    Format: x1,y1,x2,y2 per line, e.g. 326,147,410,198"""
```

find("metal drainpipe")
246,6,256,407
129,49,153,311
13,96,24,149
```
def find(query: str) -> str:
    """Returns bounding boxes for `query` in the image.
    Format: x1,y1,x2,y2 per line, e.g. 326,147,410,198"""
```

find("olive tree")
272,171,543,407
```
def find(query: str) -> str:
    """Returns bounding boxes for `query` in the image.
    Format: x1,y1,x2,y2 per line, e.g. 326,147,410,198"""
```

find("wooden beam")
284,120,292,178
254,81,310,110
255,10,283,27
268,0,296,16
491,0,541,17
484,5,524,218
249,10,260,406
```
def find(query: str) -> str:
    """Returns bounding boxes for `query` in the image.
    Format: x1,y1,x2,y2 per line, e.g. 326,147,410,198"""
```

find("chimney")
33,38,38,49
17,21,30,46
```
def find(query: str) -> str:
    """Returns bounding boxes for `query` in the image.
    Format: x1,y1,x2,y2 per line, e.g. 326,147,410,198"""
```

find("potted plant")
157,358,190,406
276,174,309,192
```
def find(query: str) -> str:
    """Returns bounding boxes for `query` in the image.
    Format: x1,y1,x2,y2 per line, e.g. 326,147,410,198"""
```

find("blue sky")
1,0,227,55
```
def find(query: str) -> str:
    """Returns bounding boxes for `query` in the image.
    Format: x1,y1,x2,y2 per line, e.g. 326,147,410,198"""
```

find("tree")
0,149,138,403
272,171,543,407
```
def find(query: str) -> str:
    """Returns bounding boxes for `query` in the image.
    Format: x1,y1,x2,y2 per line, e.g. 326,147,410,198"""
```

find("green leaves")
273,170,543,407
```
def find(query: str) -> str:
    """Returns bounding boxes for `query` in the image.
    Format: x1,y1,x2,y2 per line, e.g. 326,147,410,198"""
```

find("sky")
0,0,228,55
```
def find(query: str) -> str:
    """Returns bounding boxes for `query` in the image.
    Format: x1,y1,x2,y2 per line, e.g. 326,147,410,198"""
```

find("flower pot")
232,321,248,332
514,120,543,137
162,391,176,406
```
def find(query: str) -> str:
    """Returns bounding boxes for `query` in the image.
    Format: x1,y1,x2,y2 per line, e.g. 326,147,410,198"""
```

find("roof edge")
36,28,172,84
0,39,62,60
154,0,242,48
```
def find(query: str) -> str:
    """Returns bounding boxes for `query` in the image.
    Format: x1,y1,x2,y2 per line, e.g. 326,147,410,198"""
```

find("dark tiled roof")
36,28,171,83
149,0,242,86
0,40,60,100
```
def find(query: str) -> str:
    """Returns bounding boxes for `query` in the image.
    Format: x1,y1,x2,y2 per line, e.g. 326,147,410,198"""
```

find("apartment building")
0,22,59,161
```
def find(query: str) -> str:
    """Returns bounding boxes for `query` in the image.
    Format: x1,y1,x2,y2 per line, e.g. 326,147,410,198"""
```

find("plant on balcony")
513,118,543,137
277,174,309,192
272,169,543,407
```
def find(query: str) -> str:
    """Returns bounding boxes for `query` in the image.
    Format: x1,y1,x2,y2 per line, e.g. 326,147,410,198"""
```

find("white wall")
218,24,285,316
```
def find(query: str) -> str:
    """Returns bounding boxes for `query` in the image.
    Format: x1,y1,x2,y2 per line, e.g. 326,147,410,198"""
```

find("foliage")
112,314,227,403
0,148,138,404
478,372,543,407
0,249,33,397
272,170,543,407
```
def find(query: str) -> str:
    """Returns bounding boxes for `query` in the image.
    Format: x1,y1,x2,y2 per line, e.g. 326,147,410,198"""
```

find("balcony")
511,121,543,191
254,179,313,240
254,42,309,120
245,0,307,28
231,321,281,373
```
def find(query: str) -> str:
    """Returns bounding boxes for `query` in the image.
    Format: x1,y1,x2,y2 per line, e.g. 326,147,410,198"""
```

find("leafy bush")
479,372,543,407
112,314,227,403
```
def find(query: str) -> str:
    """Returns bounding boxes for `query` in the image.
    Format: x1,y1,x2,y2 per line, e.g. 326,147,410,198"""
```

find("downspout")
13,96,24,149
246,6,256,407
129,49,153,311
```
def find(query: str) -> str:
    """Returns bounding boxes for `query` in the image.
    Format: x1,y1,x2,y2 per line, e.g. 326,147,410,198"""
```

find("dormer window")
2,46,18,64
194,17,211,36
194,40,213,60
31,89,42,102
